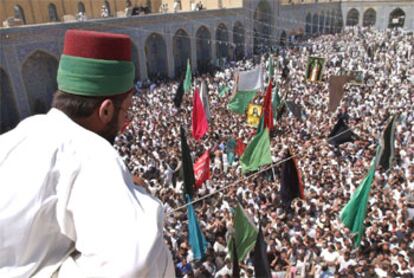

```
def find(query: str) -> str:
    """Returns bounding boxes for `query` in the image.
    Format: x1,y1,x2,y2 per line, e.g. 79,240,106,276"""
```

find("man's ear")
98,99,115,124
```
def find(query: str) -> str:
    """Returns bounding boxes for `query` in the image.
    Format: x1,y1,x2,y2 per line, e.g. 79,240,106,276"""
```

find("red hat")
57,29,135,96
63,29,131,61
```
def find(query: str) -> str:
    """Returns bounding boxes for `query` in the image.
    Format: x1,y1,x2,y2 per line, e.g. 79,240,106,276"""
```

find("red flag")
235,138,246,156
262,79,274,130
194,150,210,188
192,87,209,140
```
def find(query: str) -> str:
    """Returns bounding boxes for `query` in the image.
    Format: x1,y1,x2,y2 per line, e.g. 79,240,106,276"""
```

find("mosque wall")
0,0,163,26
0,0,412,133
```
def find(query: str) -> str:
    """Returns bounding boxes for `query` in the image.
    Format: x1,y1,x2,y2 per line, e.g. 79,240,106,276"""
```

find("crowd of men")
115,27,414,277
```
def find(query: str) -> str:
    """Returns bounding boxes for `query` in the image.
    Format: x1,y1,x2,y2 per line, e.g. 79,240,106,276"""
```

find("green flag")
227,91,257,114
228,203,258,262
228,67,262,114
240,128,272,173
340,158,376,247
184,60,192,93
256,115,265,135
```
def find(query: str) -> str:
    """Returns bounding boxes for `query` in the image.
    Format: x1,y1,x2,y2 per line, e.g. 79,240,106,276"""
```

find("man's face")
100,92,133,144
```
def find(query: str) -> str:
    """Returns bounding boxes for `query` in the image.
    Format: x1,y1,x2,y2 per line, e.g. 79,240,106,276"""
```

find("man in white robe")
0,29,174,277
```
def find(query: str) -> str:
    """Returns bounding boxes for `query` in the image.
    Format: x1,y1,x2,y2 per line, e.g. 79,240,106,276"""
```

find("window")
104,0,111,16
14,5,26,24
78,2,86,14
48,3,59,22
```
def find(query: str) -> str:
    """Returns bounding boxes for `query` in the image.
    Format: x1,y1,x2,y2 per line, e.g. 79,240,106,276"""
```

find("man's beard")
98,112,119,145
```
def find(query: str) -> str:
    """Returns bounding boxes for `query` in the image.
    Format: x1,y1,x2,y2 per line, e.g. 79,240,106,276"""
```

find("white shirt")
0,109,174,277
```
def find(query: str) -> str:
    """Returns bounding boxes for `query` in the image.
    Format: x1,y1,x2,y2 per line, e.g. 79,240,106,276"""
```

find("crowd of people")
115,27,414,277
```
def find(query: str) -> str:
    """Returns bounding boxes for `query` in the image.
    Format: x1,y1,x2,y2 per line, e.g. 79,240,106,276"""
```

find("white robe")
0,109,174,277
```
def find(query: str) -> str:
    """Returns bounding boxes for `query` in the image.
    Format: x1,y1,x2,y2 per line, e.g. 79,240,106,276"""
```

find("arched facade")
196,26,212,74
145,33,168,80
22,51,58,114
216,23,229,62
335,10,343,32
0,69,20,134
305,13,312,34
173,29,191,78
48,3,59,22
330,10,335,33
253,0,272,54
388,8,405,28
319,13,325,33
78,1,86,14
312,14,319,34
233,21,245,61
363,8,376,27
104,0,111,16
324,12,331,33
346,8,359,26
14,4,26,24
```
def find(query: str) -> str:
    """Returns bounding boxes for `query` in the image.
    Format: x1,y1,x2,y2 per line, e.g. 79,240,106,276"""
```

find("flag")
328,118,356,146
256,115,265,135
228,91,258,115
340,158,376,247
219,85,230,97
227,67,263,114
280,150,305,206
186,194,208,260
173,79,184,108
180,126,195,198
226,138,237,165
272,84,281,120
194,150,210,188
200,80,211,121
285,101,305,121
377,114,398,171
240,128,272,174
262,79,274,130
246,104,262,128
252,224,272,278
235,138,246,157
228,203,258,262
328,75,352,112
184,59,192,93
232,237,240,278
192,87,208,141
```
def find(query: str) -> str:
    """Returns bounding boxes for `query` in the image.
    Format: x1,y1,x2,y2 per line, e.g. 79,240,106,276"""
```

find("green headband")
57,54,135,96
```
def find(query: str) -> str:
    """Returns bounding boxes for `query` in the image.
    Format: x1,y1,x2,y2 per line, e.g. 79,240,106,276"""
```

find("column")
210,23,217,66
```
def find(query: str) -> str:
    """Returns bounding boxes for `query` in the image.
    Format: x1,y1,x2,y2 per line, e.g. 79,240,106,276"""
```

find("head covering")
57,29,135,96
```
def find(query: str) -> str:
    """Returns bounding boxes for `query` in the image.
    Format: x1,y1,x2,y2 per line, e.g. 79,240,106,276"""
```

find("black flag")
377,114,398,171
232,236,240,278
173,79,184,108
252,224,272,278
180,126,195,197
280,150,305,207
328,118,356,146
286,101,306,121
